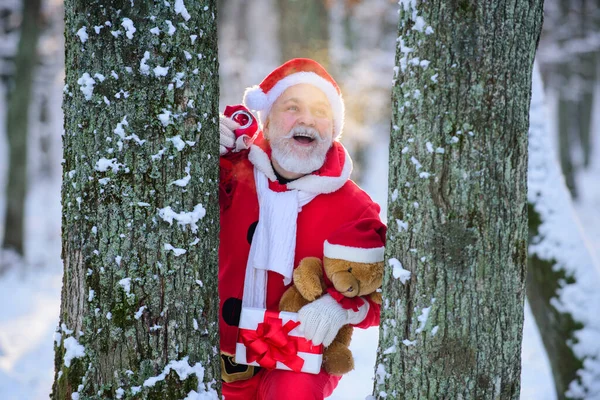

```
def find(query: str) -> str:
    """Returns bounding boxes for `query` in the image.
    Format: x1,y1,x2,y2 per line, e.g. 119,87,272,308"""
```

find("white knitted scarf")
242,168,317,308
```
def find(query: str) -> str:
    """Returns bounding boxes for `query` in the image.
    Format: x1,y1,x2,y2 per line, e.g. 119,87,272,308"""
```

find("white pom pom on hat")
243,58,345,139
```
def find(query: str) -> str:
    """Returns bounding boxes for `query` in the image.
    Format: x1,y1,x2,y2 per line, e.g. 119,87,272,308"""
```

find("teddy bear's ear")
369,292,383,305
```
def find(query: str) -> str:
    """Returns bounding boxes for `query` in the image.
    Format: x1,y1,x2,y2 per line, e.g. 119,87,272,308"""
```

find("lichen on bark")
52,1,221,398
374,2,543,399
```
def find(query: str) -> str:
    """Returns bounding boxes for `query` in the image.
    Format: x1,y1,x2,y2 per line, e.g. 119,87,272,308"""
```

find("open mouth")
293,133,316,144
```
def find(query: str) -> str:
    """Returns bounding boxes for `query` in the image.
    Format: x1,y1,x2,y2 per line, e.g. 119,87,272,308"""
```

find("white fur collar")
248,144,353,195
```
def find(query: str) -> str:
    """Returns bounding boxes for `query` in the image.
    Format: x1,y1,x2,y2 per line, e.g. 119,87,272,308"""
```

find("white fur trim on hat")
323,240,385,264
243,86,269,111
243,72,345,139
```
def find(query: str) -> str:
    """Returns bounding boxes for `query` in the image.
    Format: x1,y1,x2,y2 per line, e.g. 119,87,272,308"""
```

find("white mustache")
282,126,325,142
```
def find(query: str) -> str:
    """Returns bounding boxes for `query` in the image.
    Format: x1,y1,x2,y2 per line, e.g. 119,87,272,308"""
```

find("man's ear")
263,118,270,140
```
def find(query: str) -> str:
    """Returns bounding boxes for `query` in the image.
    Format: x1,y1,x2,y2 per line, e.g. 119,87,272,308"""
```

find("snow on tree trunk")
527,64,600,400
373,2,542,399
52,1,221,399
2,0,42,256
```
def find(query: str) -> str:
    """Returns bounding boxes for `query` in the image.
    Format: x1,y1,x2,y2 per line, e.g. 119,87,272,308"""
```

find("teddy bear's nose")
347,286,354,292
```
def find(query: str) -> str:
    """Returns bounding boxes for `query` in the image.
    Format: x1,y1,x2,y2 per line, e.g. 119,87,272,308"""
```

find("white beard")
269,125,333,175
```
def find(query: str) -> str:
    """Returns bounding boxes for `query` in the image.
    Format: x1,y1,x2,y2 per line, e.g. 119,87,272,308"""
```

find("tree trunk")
277,0,329,68
52,1,221,398
527,65,600,400
373,2,542,399
2,0,42,256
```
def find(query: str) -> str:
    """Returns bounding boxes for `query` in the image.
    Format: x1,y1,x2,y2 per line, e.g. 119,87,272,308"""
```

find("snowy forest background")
0,0,599,399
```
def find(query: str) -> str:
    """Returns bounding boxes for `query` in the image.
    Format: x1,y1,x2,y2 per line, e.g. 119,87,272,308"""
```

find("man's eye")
314,109,326,117
287,105,298,111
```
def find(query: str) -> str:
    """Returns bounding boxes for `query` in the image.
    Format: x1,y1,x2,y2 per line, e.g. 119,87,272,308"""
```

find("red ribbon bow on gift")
239,316,305,371
326,287,365,312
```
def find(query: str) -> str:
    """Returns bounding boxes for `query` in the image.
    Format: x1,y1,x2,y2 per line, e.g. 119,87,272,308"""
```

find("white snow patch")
118,278,132,294
167,135,186,150
389,258,411,284
77,73,95,101
410,156,422,170
165,20,176,36
175,0,191,21
415,305,432,334
164,243,187,256
154,65,169,77
170,163,191,187
158,110,173,126
140,51,151,75
94,158,122,173
134,306,147,320
143,357,205,387
114,116,128,138
76,26,88,43
63,337,85,367
121,18,136,39
412,16,426,32
395,219,408,232
158,204,206,233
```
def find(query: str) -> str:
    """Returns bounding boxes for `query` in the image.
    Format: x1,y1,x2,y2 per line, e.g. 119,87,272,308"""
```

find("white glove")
219,116,238,156
298,293,369,347
220,116,251,156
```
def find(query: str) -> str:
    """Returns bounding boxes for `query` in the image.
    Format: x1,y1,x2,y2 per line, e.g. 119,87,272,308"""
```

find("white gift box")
235,307,324,374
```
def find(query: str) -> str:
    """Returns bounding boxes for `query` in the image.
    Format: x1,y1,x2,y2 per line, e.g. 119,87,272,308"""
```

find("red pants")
222,368,342,400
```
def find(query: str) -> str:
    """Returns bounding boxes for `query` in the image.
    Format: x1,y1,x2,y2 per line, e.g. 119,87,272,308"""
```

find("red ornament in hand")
224,105,259,148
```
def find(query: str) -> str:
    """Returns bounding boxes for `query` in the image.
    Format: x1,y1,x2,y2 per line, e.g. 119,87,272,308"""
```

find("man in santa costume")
218,58,385,399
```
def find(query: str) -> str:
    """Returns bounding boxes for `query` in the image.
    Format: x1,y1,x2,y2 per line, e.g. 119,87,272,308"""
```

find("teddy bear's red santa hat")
243,58,345,139
324,218,386,263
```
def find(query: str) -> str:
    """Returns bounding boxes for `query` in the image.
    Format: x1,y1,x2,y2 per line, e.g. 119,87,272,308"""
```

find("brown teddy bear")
279,218,386,375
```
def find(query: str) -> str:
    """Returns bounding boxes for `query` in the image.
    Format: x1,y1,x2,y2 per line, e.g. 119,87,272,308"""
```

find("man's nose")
297,109,316,127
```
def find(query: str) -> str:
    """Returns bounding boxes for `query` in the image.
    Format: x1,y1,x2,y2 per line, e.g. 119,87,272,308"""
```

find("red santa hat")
243,58,345,139
324,218,387,263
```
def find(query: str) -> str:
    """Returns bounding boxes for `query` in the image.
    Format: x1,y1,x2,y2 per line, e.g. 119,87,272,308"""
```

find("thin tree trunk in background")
558,93,578,198
277,0,329,67
2,0,41,256
526,209,583,399
527,64,600,400
374,2,542,398
577,52,596,168
52,1,221,398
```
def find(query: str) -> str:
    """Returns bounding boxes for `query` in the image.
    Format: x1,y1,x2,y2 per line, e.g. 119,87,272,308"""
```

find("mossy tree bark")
2,0,42,256
52,1,221,398
373,2,542,399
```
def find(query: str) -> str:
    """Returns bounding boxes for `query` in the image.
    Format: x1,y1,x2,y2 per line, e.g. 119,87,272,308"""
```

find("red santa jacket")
218,134,383,356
